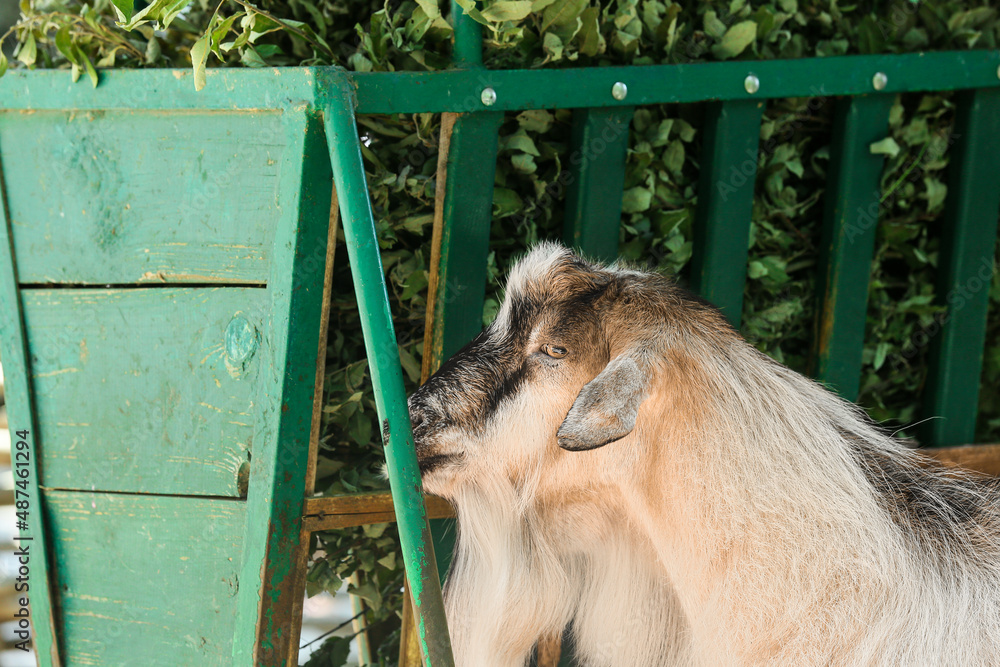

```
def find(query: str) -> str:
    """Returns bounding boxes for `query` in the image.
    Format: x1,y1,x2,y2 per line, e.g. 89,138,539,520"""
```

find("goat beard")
442,469,691,667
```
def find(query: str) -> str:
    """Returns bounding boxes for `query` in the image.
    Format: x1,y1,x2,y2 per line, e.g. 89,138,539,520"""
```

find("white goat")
408,243,1000,667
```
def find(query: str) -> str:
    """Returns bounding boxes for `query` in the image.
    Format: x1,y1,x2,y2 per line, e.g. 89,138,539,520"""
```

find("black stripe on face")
411,299,538,434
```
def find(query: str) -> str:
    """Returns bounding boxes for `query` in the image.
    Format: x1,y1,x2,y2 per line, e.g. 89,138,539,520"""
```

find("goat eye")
542,344,568,359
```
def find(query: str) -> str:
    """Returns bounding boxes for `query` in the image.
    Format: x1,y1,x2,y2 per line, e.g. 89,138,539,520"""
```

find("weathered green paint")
810,94,894,400
233,109,332,665
689,99,765,327
45,490,246,666
0,132,61,667
323,83,454,667
22,286,265,496
0,110,285,285
562,107,634,263
920,87,1000,447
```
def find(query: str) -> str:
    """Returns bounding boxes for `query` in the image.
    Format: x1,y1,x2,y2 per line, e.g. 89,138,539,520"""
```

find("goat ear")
557,355,647,451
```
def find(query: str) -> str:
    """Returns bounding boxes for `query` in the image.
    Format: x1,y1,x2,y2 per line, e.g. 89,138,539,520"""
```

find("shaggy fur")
408,243,1000,667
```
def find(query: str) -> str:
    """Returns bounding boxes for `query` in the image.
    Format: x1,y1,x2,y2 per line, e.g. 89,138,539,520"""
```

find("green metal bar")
689,99,765,328
920,87,1000,447
450,0,483,67
350,51,1000,113
323,83,455,667
0,124,61,667
811,94,895,400
563,107,634,263
2,52,1000,113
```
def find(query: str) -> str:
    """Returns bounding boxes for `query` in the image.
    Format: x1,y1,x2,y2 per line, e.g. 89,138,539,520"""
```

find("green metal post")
690,99,765,328
451,0,483,67
920,88,1000,446
323,85,455,667
810,94,894,400
563,106,634,263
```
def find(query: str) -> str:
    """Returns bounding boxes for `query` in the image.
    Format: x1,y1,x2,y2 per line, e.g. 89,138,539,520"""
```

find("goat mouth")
418,454,459,475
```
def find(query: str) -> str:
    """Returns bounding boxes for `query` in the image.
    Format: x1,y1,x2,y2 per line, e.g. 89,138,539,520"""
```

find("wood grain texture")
303,493,455,531
0,110,287,285
44,490,245,666
920,444,1000,477
23,287,266,496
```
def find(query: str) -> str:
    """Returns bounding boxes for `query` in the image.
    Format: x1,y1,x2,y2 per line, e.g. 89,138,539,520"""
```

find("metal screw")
996,64,1000,80
612,81,628,101
873,72,888,91
481,87,497,106
744,74,760,94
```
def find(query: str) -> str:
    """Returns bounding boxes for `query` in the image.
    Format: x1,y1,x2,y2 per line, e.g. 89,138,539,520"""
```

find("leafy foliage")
6,0,999,664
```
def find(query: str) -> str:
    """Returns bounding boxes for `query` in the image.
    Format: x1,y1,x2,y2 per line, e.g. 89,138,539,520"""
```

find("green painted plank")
1,52,998,114
689,99,765,327
921,88,1000,447
322,82,455,667
22,286,266,496
350,51,1000,113
811,94,895,400
232,110,333,665
0,67,324,110
44,490,245,666
562,107,634,263
0,130,61,666
0,110,287,285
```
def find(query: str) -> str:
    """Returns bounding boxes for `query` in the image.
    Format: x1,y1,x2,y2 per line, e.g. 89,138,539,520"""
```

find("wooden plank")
921,444,1000,476
562,107,634,262
0,131,62,666
0,110,287,285
810,94,894,400
690,99,765,327
44,490,245,666
920,88,1000,447
305,187,341,497
233,110,333,666
23,286,266,497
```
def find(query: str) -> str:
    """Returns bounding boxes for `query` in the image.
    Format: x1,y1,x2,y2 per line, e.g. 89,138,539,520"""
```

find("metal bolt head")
481,87,497,106
744,74,760,94
612,81,628,101
873,72,888,91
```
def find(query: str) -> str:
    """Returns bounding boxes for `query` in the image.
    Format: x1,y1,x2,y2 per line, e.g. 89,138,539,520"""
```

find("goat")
407,242,1000,667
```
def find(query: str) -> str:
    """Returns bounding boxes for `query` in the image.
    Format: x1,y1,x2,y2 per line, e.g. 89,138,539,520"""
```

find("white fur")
417,246,1000,667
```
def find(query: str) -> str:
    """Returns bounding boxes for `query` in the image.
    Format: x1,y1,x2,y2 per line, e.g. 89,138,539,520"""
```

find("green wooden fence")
0,39,998,667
